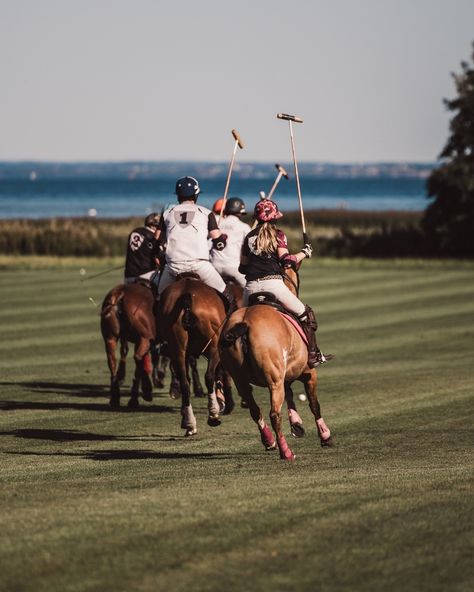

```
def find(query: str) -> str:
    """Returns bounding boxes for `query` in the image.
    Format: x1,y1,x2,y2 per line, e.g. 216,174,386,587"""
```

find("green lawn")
0,258,473,592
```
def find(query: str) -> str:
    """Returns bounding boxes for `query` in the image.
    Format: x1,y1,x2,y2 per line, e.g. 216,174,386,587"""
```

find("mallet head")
275,163,289,179
277,113,303,123
232,129,244,149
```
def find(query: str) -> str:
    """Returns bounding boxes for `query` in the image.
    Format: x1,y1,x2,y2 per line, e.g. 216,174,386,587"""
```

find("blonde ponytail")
254,222,278,255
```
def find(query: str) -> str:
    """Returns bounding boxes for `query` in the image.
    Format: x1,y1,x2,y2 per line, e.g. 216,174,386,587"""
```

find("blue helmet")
175,176,201,201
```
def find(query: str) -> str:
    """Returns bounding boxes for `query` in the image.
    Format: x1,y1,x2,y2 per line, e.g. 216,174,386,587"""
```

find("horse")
156,274,229,436
101,281,156,409
219,266,333,461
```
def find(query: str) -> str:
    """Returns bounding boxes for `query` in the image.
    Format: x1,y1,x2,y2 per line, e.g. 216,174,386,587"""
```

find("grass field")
0,257,473,592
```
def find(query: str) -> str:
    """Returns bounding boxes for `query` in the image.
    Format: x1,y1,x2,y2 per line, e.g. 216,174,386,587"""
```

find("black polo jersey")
124,226,161,278
241,226,288,281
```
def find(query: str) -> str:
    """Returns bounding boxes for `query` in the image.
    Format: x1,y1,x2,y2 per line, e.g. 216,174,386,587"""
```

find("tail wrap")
101,289,124,336
220,322,249,353
181,293,196,331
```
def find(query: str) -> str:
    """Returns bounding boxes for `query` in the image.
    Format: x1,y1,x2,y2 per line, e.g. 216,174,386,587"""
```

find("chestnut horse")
101,282,155,408
219,267,333,461
156,275,229,436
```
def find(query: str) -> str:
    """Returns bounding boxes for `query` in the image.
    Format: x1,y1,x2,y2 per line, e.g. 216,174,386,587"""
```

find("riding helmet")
254,199,283,222
224,197,246,216
144,212,160,229
212,198,225,215
175,176,201,201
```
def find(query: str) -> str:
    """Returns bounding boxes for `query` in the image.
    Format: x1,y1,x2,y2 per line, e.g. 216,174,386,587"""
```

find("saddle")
248,292,308,345
175,272,201,281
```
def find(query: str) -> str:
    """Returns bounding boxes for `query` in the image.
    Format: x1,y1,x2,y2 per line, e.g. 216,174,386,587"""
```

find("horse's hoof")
207,416,221,427
290,422,305,439
194,389,205,398
141,392,153,402
320,436,334,448
280,450,296,461
223,400,234,415
265,442,277,451
127,398,140,409
240,399,249,409
109,398,120,409
185,428,197,437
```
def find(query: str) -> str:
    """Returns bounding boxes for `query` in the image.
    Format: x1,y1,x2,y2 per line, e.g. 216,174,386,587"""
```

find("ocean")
0,176,429,219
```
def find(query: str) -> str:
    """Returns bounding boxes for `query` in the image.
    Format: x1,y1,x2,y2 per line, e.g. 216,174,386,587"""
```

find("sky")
1,0,473,163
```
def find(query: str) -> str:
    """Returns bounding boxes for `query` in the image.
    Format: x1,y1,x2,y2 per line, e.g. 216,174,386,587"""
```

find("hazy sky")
1,0,473,163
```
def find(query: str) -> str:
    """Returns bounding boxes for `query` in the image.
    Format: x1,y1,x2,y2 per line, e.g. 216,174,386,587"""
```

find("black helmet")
144,212,160,229
175,176,201,201
224,197,246,216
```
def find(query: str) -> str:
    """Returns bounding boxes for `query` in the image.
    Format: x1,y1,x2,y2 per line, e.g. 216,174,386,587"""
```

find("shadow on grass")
0,399,176,413
0,381,109,398
0,428,181,442
5,449,240,461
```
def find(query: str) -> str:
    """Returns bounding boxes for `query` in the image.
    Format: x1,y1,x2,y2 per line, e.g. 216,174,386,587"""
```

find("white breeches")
158,260,226,295
244,278,305,316
211,260,246,288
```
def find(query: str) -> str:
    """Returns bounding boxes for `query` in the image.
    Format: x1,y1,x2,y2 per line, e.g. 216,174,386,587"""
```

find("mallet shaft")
288,120,308,243
218,129,244,223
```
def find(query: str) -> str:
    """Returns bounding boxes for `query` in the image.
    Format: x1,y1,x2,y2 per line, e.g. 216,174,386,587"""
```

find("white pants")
158,260,226,295
212,260,246,288
244,278,305,316
124,270,160,286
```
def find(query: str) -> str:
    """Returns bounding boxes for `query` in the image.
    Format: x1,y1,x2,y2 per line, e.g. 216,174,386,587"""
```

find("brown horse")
219,267,333,461
101,282,156,408
157,275,229,436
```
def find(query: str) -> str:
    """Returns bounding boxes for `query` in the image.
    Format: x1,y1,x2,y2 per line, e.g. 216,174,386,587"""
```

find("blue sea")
0,176,429,219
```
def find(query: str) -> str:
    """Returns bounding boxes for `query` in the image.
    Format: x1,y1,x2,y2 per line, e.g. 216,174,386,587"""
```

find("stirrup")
312,352,335,367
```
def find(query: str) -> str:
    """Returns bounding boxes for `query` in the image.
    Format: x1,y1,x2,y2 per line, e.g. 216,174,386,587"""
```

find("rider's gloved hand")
301,243,313,259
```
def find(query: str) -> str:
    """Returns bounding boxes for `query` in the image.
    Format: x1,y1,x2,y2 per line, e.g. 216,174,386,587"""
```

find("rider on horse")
124,212,162,287
155,176,235,309
239,198,331,368
210,197,251,288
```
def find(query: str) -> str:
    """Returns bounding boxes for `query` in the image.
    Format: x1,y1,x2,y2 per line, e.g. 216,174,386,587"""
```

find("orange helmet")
212,198,225,215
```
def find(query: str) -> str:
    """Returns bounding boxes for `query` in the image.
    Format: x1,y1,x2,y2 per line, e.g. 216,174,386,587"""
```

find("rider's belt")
257,274,283,281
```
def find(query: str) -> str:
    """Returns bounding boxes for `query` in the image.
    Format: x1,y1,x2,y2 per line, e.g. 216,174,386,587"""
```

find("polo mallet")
267,163,289,200
80,264,124,281
218,129,244,224
277,113,308,243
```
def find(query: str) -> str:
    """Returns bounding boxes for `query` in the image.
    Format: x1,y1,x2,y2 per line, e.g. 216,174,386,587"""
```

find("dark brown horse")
219,267,333,461
157,275,229,436
101,282,156,408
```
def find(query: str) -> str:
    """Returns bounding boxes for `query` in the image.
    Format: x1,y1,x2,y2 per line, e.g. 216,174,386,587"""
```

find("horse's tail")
220,322,249,350
181,292,197,331
101,287,124,337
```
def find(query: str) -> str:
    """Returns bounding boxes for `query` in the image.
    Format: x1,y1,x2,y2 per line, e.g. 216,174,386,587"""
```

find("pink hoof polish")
260,425,276,450
277,437,296,461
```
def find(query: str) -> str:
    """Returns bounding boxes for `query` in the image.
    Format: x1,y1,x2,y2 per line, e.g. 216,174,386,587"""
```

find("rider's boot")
222,285,236,314
298,305,334,369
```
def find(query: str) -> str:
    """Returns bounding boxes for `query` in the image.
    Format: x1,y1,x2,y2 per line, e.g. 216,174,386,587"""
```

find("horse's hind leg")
105,337,120,409
269,381,296,461
302,370,333,447
232,375,276,452
285,383,305,438
117,339,128,385
189,355,205,398
173,349,197,436
129,338,153,408
204,350,222,427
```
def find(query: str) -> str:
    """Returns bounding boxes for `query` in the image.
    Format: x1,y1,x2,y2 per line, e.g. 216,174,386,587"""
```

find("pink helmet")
254,199,283,222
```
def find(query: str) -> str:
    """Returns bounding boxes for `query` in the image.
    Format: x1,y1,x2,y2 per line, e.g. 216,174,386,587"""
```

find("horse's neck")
283,268,299,296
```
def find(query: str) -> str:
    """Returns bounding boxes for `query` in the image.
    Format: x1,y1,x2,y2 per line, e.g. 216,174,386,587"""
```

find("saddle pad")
279,311,308,345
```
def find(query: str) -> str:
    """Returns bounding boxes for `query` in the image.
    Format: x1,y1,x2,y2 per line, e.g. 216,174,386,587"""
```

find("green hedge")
0,210,427,258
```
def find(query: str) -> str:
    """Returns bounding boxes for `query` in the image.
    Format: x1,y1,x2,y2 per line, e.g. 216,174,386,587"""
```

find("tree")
422,42,474,257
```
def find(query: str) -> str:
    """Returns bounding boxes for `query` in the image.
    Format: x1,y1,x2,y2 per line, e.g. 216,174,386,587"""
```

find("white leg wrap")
184,405,197,430
208,391,220,417
316,417,331,440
